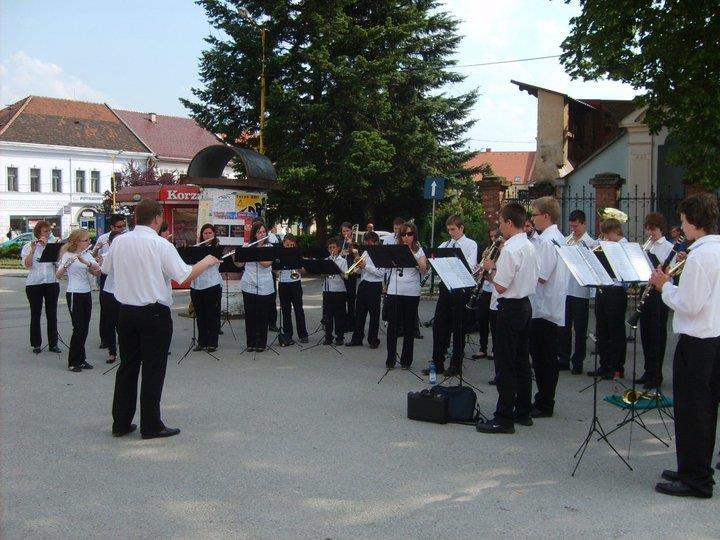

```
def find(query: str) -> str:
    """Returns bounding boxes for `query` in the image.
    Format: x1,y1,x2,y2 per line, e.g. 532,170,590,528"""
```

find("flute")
193,237,214,247
242,237,267,247
63,247,92,269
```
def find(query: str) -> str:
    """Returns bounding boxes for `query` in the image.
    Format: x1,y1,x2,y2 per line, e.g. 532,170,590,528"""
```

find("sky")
0,0,637,152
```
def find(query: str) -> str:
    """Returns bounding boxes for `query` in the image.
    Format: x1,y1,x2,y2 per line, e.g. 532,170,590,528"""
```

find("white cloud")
0,51,107,105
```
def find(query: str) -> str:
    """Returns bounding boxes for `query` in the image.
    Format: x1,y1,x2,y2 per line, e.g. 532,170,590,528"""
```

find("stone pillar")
683,181,711,198
478,176,511,226
590,172,625,234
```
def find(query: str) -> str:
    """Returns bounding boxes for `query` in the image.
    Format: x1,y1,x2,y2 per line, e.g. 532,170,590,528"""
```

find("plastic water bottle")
429,363,437,385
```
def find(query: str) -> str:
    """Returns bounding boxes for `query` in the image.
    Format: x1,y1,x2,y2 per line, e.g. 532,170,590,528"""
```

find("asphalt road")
1,271,718,538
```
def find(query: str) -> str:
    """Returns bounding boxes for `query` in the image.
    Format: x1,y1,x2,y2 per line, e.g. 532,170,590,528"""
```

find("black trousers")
476,291,492,352
345,274,358,329
267,279,278,328
66,292,91,368
98,274,108,345
494,298,532,425
530,317,560,413
191,284,222,348
99,290,120,356
323,291,347,340
640,291,669,381
25,283,59,348
242,291,274,349
385,294,420,367
672,334,720,496
351,280,382,345
113,303,173,435
279,281,308,340
595,287,628,373
558,296,589,369
432,285,470,368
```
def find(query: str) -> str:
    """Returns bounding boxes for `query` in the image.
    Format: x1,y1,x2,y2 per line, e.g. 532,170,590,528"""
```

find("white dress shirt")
566,231,598,299
191,264,223,290
491,232,539,307
661,235,720,339
527,230,541,315
21,242,58,286
382,235,399,245
279,269,300,283
324,256,349,292
441,234,478,270
101,225,192,307
533,224,568,325
95,232,112,256
648,236,674,268
240,245,275,296
60,252,98,293
387,246,425,297
359,255,385,283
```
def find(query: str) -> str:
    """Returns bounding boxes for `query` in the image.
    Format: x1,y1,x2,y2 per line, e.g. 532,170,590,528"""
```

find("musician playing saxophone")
650,194,720,499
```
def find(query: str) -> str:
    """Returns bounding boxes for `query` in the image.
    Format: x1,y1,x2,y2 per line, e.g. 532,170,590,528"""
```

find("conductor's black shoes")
112,424,137,437
655,481,711,499
476,421,515,434
141,427,181,440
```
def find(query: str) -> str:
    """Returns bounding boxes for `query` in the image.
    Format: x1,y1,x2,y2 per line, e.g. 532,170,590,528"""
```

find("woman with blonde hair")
56,229,101,372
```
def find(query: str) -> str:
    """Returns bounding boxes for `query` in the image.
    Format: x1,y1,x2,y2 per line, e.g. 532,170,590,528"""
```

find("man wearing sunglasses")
424,214,478,378
94,214,127,349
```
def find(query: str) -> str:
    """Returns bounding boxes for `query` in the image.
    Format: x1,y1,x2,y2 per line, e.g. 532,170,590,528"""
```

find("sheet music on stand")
428,257,475,290
556,245,614,287
600,241,653,282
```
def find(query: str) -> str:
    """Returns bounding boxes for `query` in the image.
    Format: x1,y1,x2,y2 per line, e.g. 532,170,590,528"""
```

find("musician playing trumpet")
56,229,102,372
347,231,383,349
323,237,349,345
636,212,674,389
649,194,720,499
278,233,309,346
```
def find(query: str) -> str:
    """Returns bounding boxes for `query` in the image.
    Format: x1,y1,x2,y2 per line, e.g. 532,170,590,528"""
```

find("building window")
52,169,62,192
75,170,86,193
30,168,41,192
7,167,18,191
90,171,100,193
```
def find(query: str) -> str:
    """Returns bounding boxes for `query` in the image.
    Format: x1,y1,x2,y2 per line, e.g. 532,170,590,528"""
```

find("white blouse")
386,246,426,297
60,251,97,293
21,241,58,286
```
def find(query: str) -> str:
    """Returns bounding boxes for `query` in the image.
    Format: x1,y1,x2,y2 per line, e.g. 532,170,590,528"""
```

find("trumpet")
622,388,652,405
345,251,369,276
290,269,301,280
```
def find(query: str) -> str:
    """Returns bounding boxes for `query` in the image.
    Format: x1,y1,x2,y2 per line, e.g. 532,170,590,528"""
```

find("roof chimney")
149,113,157,124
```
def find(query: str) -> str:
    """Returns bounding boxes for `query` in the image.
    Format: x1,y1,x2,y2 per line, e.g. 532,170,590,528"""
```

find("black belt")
120,302,170,314
497,297,530,304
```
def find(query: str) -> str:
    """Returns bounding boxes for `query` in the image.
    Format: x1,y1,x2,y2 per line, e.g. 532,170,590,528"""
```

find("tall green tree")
182,0,479,241
560,0,720,188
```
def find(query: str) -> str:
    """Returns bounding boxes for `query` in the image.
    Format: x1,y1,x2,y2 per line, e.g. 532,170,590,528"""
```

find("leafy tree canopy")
182,0,480,240
560,0,720,188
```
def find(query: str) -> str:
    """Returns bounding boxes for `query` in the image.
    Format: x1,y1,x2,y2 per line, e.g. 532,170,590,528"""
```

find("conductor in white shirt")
102,199,220,439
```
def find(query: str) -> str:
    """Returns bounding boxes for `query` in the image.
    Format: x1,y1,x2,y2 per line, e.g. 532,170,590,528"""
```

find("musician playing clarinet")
650,194,720,499
637,212,674,390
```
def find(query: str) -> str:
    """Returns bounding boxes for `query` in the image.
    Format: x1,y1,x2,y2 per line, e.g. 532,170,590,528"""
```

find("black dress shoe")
33,347,42,354
269,325,280,332
633,373,651,385
587,368,610,377
400,364,412,370
299,337,309,344
334,338,344,346
141,427,181,440
643,379,661,390
246,347,256,352
414,332,424,339
476,420,515,434
421,366,444,376
79,362,94,370
488,377,497,385
385,361,396,369
530,406,553,418
368,342,380,349
661,469,680,482
514,415,533,426
49,346,61,353
193,344,204,352
206,346,218,352
571,366,583,375
345,341,362,347
323,338,333,345
68,366,82,372
112,424,137,437
655,481,711,499
255,347,266,353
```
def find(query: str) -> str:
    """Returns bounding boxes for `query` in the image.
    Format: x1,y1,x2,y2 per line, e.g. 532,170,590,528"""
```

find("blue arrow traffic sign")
423,176,445,200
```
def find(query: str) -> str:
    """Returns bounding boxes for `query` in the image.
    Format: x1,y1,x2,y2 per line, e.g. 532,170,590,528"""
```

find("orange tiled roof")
465,149,536,185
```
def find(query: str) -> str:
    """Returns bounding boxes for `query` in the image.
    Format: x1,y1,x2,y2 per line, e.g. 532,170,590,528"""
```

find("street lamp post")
239,7,267,155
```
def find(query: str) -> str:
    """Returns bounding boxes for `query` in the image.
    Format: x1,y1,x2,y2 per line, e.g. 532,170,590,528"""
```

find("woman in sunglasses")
384,222,427,369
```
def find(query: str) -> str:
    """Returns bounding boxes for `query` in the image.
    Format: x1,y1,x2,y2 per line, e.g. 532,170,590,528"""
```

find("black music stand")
176,246,223,364
572,333,632,476
218,254,240,342
300,257,345,355
270,248,304,348
235,246,280,356
37,241,70,353
367,245,424,384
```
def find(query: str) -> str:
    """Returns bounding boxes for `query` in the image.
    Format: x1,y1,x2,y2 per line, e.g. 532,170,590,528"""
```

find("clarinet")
626,234,685,328
465,237,503,310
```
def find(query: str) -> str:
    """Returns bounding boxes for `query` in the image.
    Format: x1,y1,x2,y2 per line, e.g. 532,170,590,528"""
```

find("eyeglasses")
112,223,127,229
400,231,414,237
531,213,543,218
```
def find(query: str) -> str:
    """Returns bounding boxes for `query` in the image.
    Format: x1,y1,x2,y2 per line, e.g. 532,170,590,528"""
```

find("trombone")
345,251,369,276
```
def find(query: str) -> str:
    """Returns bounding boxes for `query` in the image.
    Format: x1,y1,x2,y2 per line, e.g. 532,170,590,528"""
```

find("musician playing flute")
56,229,102,372
190,224,223,353
650,194,720,499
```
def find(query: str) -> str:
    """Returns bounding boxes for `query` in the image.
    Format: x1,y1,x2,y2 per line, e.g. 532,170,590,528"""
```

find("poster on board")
197,188,267,245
